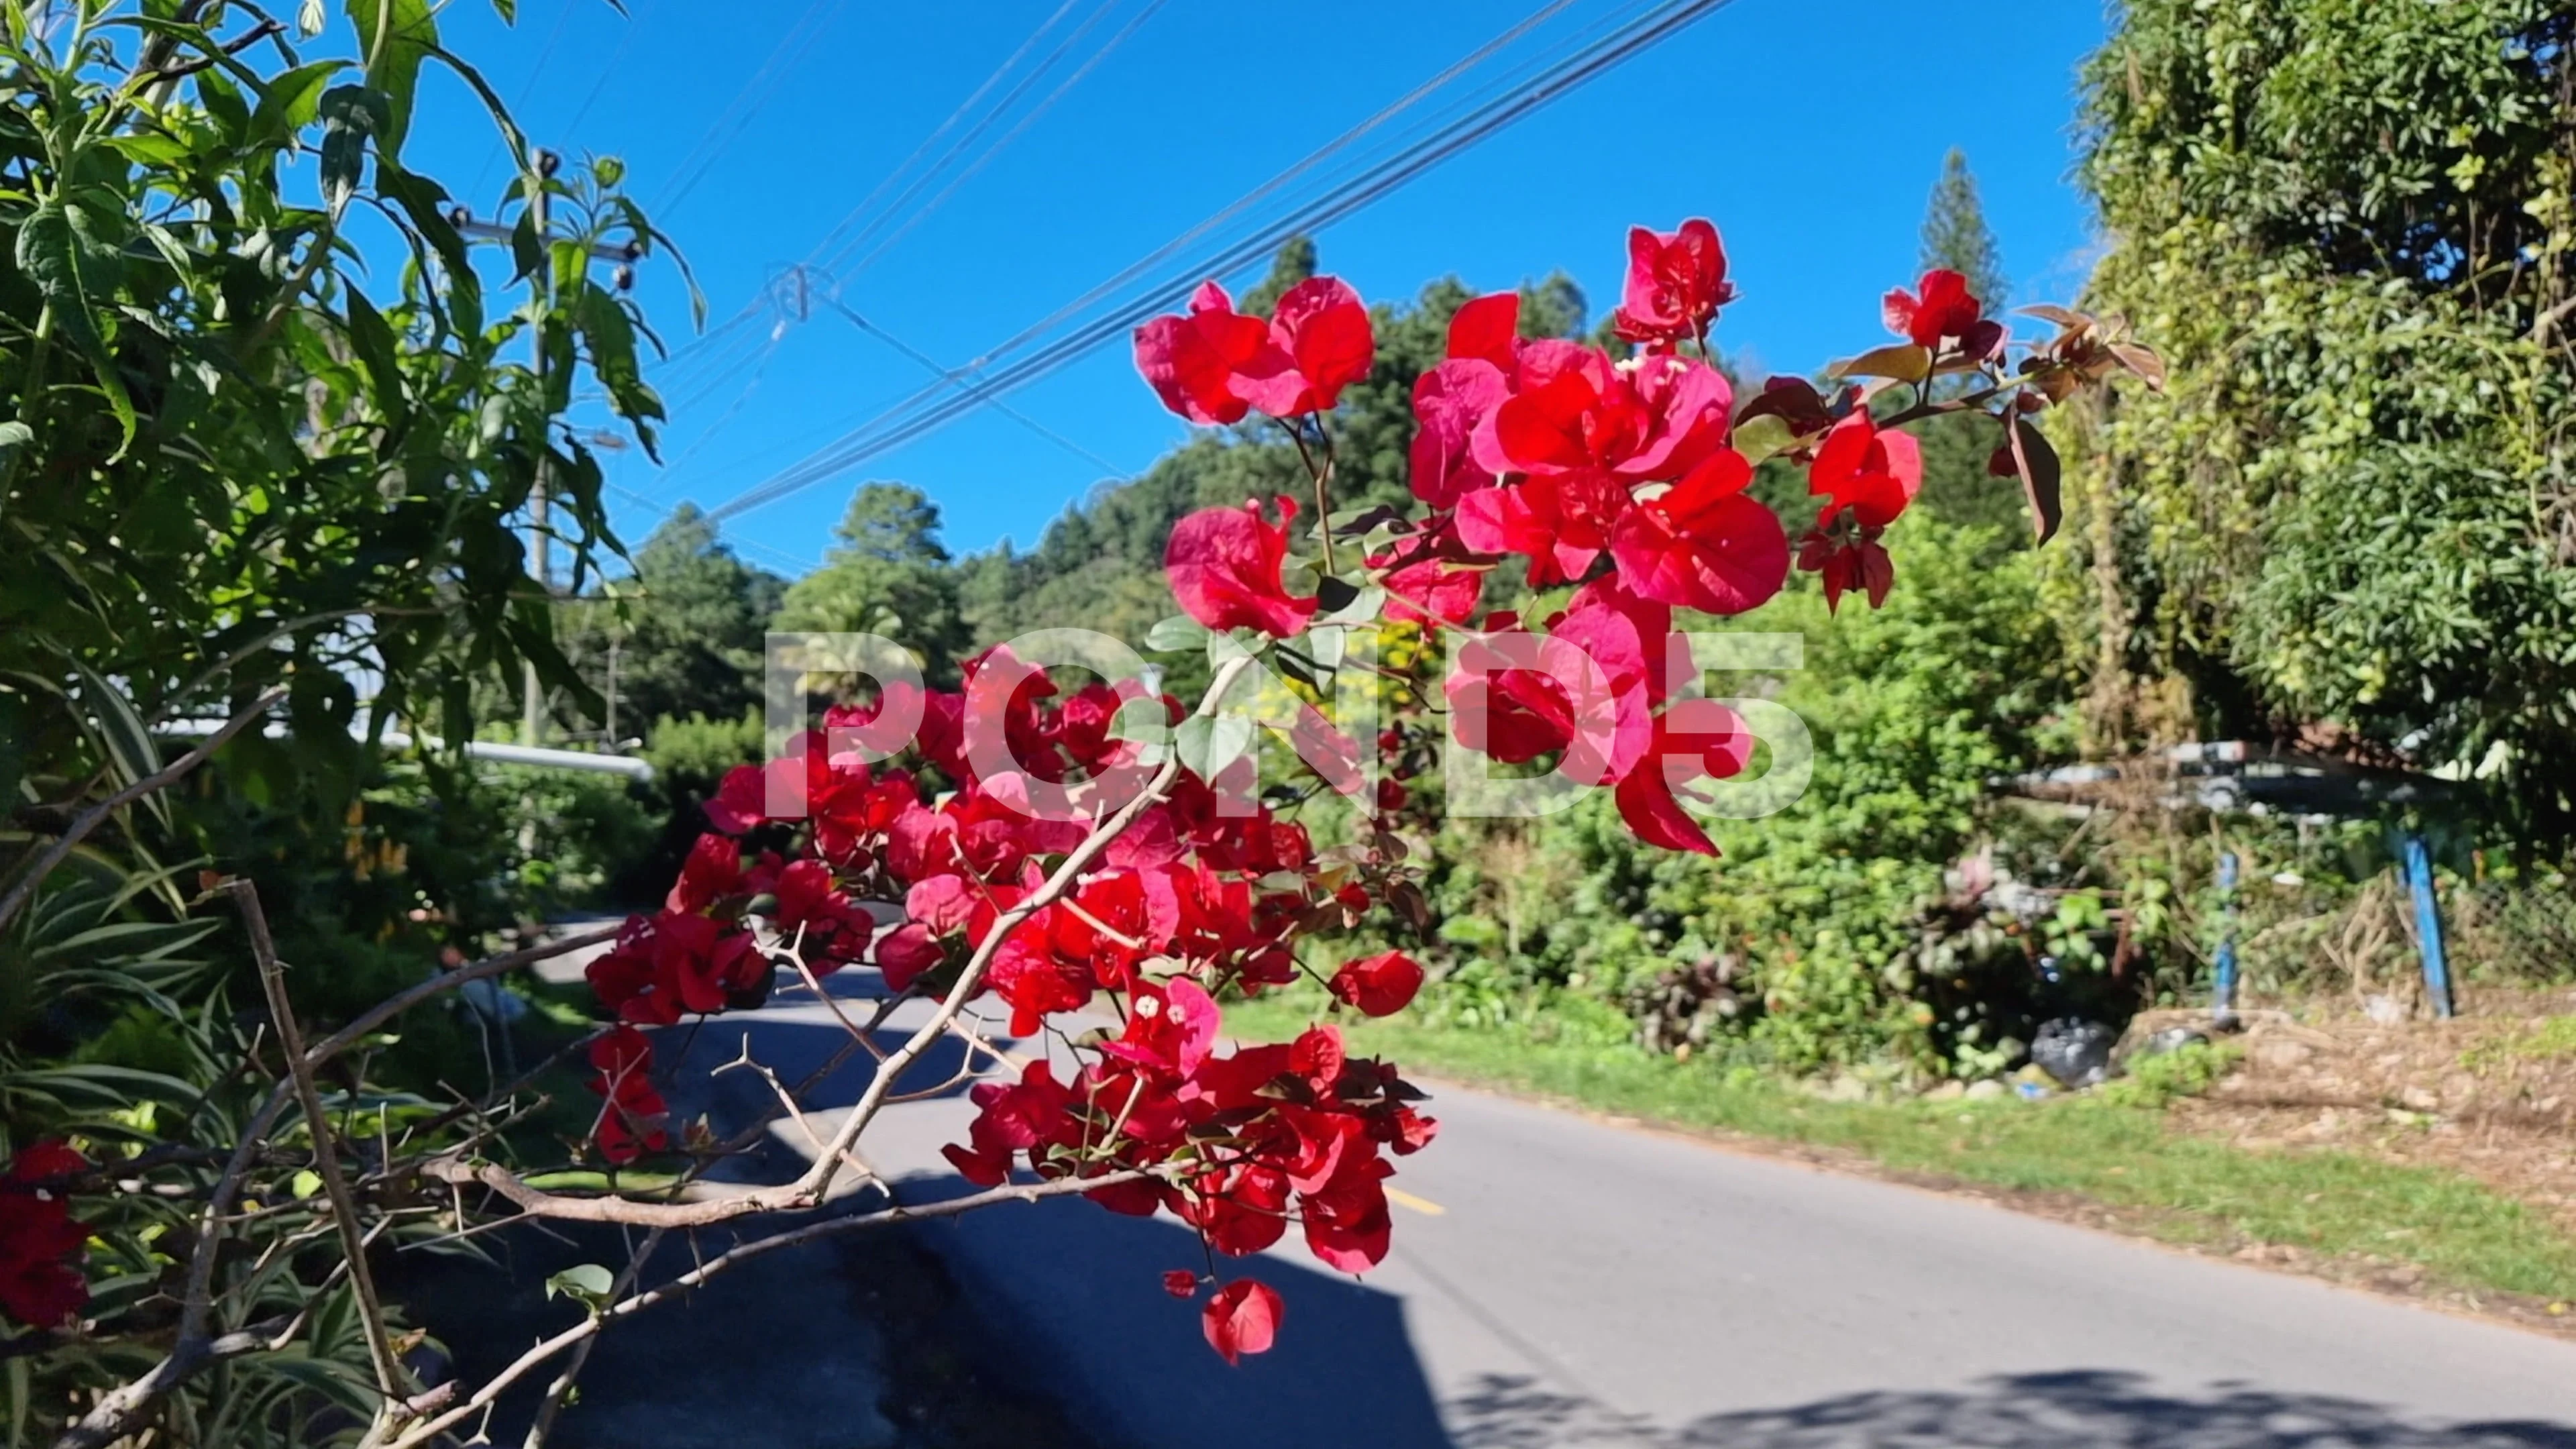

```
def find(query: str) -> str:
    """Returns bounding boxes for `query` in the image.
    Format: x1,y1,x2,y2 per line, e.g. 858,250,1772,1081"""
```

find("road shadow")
425,969,2576,1449
1440,1368,2576,1448
902,1171,1457,1449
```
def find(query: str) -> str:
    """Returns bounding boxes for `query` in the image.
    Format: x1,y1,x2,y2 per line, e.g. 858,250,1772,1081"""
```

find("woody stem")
1289,415,1337,574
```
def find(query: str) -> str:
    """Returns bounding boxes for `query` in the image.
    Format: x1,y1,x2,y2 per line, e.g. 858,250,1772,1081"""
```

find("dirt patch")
2143,990,2576,1240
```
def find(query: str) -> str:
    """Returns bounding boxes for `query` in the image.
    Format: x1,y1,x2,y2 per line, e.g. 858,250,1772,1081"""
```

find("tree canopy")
778,482,973,681
2060,0,2576,847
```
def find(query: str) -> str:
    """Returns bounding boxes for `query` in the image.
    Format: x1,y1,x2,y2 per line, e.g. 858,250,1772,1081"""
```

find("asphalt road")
575,957,2576,1448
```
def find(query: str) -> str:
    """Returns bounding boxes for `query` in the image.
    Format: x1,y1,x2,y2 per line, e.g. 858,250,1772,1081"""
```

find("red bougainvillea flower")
1329,951,1424,1017
986,924,1097,1036
1407,291,1525,506
1134,281,1275,425
1615,218,1734,343
586,1025,669,1165
872,922,943,993
1163,1269,1200,1299
1452,472,1609,586
666,830,747,912
1445,578,1660,787
1881,268,2002,358
771,857,875,965
0,1140,91,1328
586,911,767,1025
1617,351,1735,481
1445,290,1522,371
1202,1278,1283,1365
941,1059,1079,1186
1408,358,1511,507
1104,977,1223,1077
1797,532,1896,614
1475,345,1731,487
703,761,771,835
1234,276,1375,418
1607,448,1790,616
1807,412,1922,529
1298,1154,1393,1273
1370,528,1485,627
1612,700,1754,856
1165,496,1318,637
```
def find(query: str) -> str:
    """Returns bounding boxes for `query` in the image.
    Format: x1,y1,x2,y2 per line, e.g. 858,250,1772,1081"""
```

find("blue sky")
405,1,2111,580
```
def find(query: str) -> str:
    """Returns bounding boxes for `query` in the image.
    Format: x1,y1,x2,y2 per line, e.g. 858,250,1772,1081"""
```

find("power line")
815,0,1120,277
639,3,1110,402
654,0,851,217
706,0,1599,509
797,0,1087,276
466,0,584,203
819,292,1126,476
836,0,1169,281
557,0,661,142
897,0,1584,389
606,483,820,576
702,0,1731,526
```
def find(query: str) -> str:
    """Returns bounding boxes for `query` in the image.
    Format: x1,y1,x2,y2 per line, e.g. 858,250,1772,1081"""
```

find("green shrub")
1417,518,2080,1078
2098,1041,2243,1109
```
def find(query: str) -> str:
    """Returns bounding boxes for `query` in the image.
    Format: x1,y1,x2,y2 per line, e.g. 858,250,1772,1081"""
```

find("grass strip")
1230,1000,2576,1304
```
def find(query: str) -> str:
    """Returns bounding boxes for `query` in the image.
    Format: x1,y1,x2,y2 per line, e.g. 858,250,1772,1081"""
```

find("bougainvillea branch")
25,215,2154,1446
378,1168,1167,1449
485,217,2152,1358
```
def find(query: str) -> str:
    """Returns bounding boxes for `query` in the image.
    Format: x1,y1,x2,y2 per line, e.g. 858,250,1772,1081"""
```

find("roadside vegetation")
1231,996,2576,1313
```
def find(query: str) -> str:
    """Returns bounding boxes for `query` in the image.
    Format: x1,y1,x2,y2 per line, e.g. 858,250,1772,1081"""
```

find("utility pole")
446,150,642,749
522,148,556,750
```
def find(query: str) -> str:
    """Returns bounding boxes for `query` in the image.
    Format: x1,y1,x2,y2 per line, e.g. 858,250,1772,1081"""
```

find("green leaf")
342,287,405,420
1144,614,1211,653
1316,585,1383,628
17,195,135,451
1829,343,1931,383
1173,714,1254,782
197,69,252,144
1732,413,1796,466
377,164,474,299
546,1263,616,1305
29,919,219,966
1106,696,1172,759
575,282,659,434
69,659,170,831
316,86,390,223
343,0,437,150
290,1169,323,1199
250,60,344,145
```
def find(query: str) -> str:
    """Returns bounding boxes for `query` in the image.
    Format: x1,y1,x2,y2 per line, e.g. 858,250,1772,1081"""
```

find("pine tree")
1240,235,1318,315
553,504,786,741
777,483,971,682
1912,150,2020,534
1919,148,2006,311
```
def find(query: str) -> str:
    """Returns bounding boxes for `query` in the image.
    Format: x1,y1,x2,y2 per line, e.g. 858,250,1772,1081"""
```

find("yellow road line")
1385,1186,1447,1217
